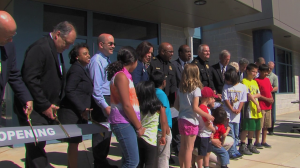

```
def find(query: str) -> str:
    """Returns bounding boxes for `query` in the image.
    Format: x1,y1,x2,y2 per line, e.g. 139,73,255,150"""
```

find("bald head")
0,11,17,46
268,61,275,73
158,42,174,61
97,33,115,56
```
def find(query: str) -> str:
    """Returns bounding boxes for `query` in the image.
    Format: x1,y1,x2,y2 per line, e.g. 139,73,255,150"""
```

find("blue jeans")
110,123,139,168
228,122,240,156
211,145,230,165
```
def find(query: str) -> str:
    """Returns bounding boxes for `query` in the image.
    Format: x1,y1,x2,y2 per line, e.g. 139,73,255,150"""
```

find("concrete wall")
272,0,300,37
160,23,186,61
202,25,253,65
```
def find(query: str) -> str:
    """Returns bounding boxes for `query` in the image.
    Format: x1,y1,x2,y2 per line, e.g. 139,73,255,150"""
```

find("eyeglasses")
5,32,17,42
101,42,116,46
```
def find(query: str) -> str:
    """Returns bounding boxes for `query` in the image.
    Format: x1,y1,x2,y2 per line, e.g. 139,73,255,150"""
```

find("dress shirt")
239,71,244,82
219,62,227,72
87,51,111,109
178,58,186,70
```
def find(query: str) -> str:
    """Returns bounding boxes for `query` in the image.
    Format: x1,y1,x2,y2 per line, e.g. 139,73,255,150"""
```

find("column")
252,29,275,63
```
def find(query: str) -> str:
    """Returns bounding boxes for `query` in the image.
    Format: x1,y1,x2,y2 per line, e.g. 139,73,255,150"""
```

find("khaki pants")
157,128,172,168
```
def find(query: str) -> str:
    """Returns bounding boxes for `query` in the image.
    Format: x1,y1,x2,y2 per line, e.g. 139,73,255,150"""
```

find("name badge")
169,65,172,70
156,67,160,70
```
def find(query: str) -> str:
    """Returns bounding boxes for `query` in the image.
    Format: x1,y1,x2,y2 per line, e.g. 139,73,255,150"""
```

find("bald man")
0,11,32,116
266,61,278,135
86,33,117,168
14,21,76,168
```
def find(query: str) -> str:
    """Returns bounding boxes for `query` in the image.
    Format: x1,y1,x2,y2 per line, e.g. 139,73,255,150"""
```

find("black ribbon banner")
0,123,110,147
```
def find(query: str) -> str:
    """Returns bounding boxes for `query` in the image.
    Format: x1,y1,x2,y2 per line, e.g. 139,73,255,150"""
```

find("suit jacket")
172,58,183,88
211,63,234,94
15,35,66,117
0,42,32,113
60,61,93,114
131,60,149,86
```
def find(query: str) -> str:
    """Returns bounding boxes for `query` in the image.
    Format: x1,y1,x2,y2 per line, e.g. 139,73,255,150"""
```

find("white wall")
160,23,186,61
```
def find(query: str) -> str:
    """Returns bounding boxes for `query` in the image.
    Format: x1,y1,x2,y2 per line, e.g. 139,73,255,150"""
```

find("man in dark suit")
14,21,77,168
0,11,33,116
172,45,191,87
211,50,234,96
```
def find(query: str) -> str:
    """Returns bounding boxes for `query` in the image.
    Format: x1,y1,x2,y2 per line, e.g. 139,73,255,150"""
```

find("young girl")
211,107,230,168
135,81,168,168
222,68,247,159
174,63,214,168
106,46,145,168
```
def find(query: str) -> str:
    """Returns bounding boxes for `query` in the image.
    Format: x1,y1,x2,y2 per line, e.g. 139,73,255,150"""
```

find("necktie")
222,66,226,81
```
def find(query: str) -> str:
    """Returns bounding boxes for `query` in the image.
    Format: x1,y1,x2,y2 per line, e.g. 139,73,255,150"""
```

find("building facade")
0,0,299,127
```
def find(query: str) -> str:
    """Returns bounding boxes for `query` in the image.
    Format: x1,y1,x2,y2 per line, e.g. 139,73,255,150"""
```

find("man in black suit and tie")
14,21,77,168
238,58,249,82
211,50,234,97
0,11,33,117
172,45,191,88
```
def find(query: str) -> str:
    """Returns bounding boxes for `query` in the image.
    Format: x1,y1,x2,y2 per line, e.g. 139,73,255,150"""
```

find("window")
43,5,87,36
193,27,201,57
274,47,294,93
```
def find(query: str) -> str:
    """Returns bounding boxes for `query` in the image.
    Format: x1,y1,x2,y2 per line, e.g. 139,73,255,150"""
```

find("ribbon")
0,122,110,147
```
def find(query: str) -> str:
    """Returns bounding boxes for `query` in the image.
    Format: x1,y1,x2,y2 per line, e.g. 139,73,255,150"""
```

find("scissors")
24,106,38,146
52,105,70,138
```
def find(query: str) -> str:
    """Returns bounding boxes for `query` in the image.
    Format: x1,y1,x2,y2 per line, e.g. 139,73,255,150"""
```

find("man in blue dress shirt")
87,33,117,168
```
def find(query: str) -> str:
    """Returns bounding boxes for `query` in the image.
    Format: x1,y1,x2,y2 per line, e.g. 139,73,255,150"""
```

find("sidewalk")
1,111,300,168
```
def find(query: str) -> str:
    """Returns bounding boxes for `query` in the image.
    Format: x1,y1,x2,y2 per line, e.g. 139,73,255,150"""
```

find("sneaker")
268,132,274,135
230,154,239,160
236,152,243,158
254,143,264,149
248,144,260,154
239,144,252,155
261,143,272,148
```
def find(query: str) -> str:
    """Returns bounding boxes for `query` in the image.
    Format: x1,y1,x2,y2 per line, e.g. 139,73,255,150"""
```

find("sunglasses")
102,42,116,46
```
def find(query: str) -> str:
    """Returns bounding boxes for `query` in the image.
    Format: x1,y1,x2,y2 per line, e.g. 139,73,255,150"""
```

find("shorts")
193,136,212,156
178,119,198,136
242,118,261,131
261,110,272,128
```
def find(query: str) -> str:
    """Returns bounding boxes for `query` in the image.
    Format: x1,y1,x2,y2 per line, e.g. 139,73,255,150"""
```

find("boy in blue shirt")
151,70,172,168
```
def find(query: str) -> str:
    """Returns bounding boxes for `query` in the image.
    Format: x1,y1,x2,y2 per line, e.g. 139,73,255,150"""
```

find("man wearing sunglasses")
87,33,117,168
0,11,33,120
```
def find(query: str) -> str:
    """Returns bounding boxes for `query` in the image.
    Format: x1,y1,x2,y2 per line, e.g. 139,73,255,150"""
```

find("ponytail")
105,46,138,81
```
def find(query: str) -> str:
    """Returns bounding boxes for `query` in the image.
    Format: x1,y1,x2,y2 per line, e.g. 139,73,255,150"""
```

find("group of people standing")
0,9,279,168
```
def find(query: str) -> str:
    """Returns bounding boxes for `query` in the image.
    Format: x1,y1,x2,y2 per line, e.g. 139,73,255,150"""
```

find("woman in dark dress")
131,41,154,86
58,43,93,168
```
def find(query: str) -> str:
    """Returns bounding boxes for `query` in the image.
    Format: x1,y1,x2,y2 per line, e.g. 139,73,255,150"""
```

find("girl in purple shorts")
174,64,214,168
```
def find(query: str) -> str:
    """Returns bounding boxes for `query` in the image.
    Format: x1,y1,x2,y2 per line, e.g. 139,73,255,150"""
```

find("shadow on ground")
273,120,300,138
0,160,22,168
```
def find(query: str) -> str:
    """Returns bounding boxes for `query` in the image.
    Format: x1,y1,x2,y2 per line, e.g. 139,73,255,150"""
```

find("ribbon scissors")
87,108,106,137
52,105,70,138
25,106,38,146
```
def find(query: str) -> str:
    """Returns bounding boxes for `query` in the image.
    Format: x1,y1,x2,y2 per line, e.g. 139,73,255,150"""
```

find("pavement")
1,111,300,168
